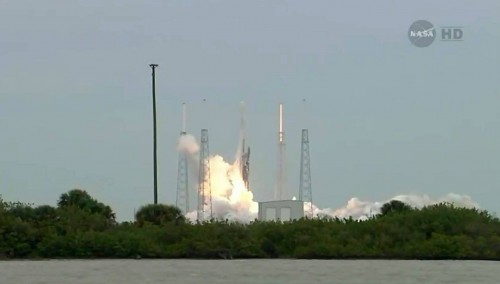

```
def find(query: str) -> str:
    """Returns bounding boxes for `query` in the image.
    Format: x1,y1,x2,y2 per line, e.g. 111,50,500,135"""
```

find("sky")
1,0,499,221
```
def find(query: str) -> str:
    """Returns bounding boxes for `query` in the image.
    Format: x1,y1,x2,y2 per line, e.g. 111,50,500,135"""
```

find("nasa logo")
408,20,436,47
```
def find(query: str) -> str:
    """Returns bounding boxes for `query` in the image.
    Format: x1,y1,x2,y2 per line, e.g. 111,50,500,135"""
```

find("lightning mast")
276,103,287,200
197,129,212,222
149,64,159,204
299,129,313,218
176,103,189,214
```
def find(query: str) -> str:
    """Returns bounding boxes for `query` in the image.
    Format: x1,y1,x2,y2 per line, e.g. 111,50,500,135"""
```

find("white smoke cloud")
179,130,258,223
313,193,479,221
186,153,258,223
177,134,199,155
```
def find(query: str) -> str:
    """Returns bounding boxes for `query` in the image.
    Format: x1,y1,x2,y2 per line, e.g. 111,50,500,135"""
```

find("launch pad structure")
197,128,212,222
176,103,189,214
299,129,313,218
175,101,313,222
258,200,304,221
258,103,313,221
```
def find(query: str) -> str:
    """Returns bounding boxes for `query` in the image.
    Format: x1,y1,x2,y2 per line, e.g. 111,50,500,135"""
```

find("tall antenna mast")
149,64,159,204
276,103,287,200
299,129,313,218
197,129,212,222
176,103,189,214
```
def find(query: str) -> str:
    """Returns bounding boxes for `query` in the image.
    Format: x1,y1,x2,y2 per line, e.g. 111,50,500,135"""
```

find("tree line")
1,189,499,259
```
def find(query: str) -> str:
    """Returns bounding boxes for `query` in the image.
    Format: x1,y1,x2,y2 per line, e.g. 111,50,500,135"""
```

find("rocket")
239,101,251,190
276,103,286,200
241,139,250,190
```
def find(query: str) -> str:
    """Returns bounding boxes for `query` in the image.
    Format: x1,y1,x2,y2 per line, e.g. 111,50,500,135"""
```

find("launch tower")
197,129,212,222
299,129,313,218
176,103,189,214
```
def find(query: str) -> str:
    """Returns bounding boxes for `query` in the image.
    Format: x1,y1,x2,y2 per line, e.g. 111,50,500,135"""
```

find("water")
0,259,498,284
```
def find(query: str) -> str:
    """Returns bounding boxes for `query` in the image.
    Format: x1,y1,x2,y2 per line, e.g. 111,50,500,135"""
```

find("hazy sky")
1,1,499,220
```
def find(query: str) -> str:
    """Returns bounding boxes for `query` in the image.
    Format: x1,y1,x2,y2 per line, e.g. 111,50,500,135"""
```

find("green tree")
135,204,185,226
3,190,500,260
33,205,57,223
4,202,36,221
58,189,115,221
380,200,413,216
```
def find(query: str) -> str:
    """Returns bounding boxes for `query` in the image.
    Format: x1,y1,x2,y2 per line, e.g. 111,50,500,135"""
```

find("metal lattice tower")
197,129,212,222
176,103,189,214
299,129,313,218
176,134,189,214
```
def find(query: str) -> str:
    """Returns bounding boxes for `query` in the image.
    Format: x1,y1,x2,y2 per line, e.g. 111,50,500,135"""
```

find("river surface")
0,259,498,284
